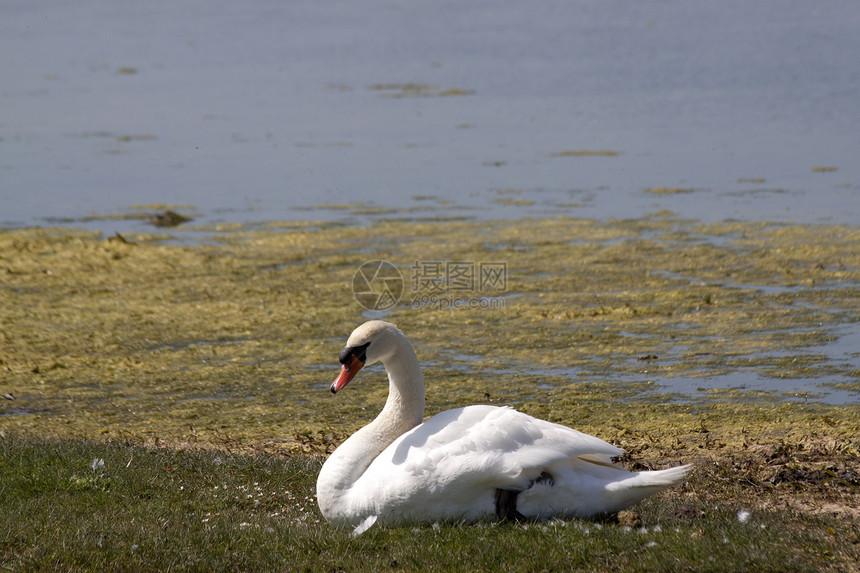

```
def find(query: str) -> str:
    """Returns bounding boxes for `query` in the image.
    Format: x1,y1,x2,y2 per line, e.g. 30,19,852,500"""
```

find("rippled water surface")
2,0,859,232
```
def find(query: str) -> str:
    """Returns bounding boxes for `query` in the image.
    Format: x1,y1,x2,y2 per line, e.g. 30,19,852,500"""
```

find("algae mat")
1,217,858,458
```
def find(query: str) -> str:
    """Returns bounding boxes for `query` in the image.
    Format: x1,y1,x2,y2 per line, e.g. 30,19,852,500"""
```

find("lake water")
2,1,858,404
2,0,859,233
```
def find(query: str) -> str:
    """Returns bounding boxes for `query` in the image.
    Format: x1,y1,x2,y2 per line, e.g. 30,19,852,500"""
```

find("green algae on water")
0,218,857,458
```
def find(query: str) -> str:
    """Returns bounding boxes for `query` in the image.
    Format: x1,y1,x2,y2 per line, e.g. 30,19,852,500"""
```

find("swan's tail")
605,464,692,511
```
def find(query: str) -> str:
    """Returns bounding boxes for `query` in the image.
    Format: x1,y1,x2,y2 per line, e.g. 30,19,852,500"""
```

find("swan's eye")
339,342,370,366
354,342,370,363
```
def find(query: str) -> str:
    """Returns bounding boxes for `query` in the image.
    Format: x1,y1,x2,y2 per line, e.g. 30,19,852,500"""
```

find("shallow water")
2,0,859,233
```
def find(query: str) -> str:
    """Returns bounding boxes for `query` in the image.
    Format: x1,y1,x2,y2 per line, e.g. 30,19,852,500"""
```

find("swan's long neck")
317,335,425,524
377,339,425,431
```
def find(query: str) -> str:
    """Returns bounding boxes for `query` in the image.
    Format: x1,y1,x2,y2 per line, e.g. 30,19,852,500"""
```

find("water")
2,1,857,404
2,0,859,233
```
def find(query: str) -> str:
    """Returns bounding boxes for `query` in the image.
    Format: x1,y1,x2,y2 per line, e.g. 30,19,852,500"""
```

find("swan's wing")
354,405,622,520
406,405,622,481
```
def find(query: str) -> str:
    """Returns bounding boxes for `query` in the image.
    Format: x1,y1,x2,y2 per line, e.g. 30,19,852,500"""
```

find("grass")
1,435,321,571
1,435,856,572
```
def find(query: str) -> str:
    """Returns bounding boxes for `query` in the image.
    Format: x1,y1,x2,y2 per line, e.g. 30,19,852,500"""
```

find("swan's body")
316,321,689,533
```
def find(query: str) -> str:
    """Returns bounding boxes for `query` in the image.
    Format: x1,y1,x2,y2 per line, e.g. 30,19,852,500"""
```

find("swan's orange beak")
331,354,364,393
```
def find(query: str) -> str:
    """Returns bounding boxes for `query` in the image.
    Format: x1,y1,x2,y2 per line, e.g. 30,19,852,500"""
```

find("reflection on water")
2,0,859,233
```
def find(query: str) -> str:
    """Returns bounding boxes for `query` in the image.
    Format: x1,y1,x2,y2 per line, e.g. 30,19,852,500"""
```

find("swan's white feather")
351,514,378,537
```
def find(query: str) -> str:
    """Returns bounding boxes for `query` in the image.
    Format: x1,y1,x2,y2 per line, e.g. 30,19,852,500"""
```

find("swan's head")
330,320,403,394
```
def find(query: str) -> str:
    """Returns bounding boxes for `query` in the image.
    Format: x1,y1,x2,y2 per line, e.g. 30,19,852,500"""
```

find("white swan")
316,321,689,534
